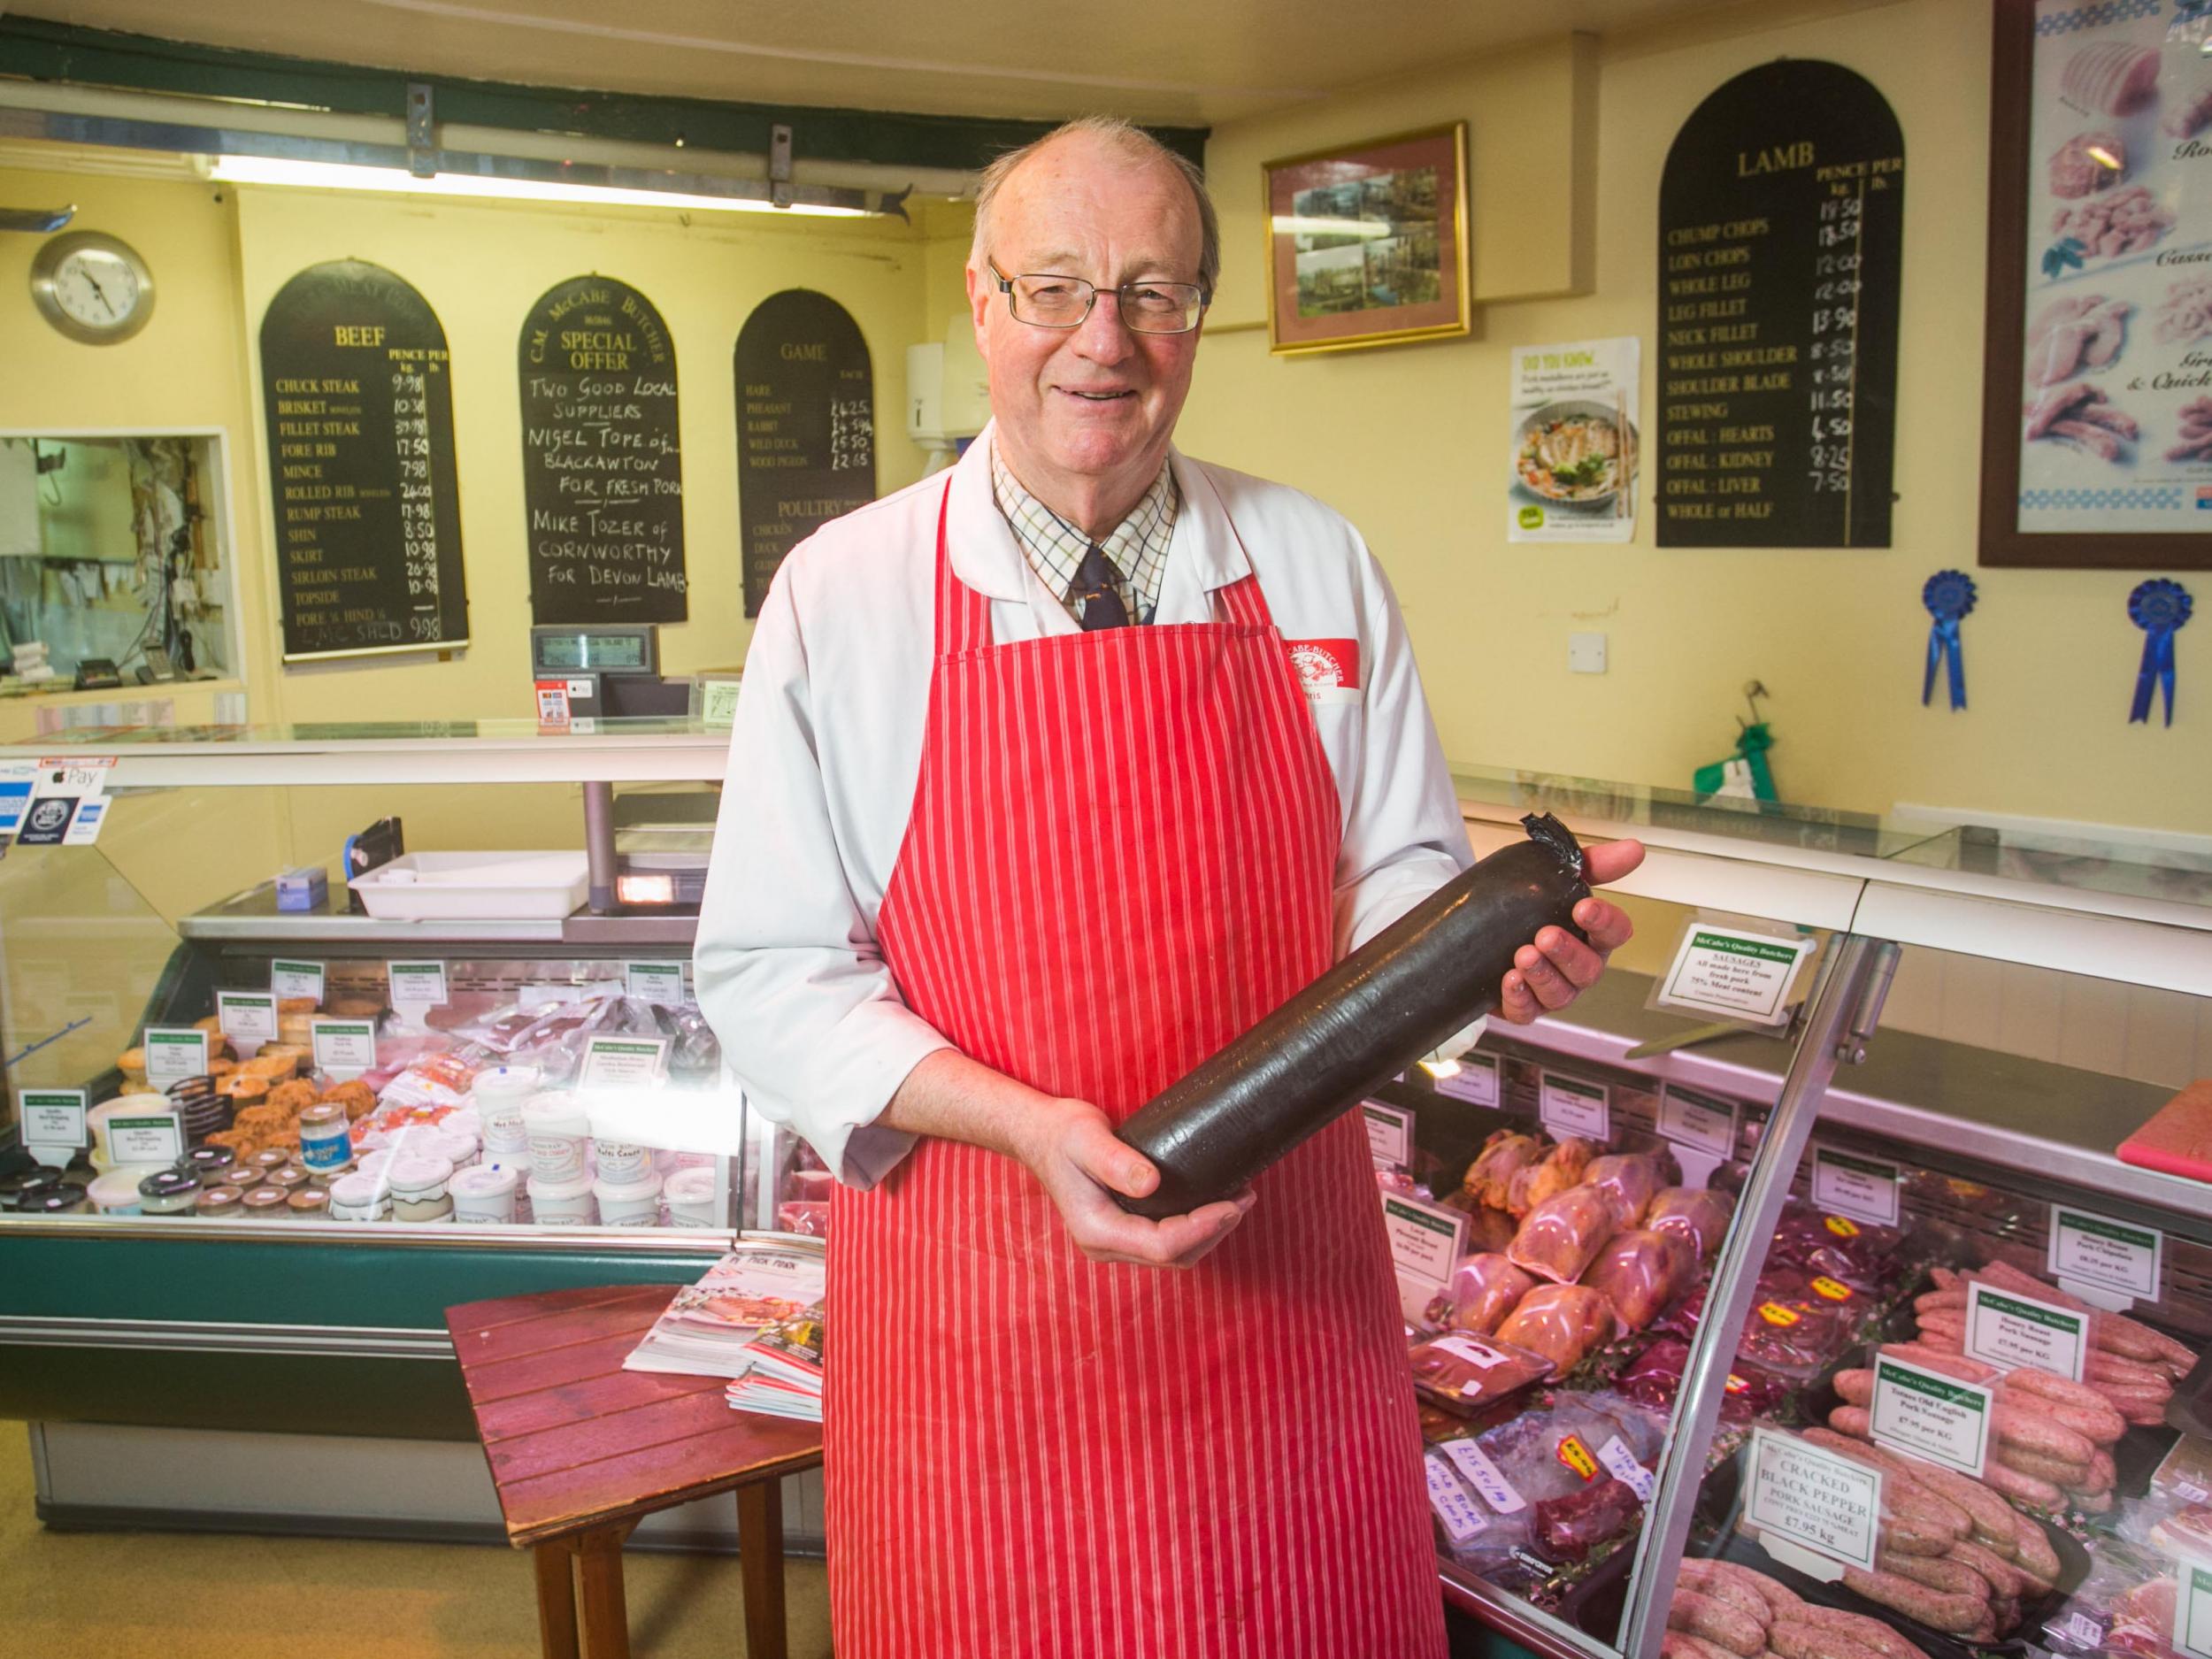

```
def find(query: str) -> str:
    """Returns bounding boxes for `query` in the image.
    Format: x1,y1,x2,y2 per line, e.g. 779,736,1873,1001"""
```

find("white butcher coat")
694,425,1476,1187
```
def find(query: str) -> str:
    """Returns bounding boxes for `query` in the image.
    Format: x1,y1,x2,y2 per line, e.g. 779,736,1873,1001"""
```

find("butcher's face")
968,133,1204,518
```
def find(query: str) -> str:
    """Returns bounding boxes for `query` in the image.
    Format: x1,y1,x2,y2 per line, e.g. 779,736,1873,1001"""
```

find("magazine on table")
622,1250,826,1379
726,1301,826,1422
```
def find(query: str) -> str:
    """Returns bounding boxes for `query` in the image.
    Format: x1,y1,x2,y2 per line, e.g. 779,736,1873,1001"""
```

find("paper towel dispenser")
907,315,989,449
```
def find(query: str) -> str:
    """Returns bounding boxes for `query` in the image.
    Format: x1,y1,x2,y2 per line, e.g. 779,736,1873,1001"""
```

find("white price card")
1540,1071,1610,1141
1870,1352,1992,1479
311,1018,378,1079
270,958,326,1002
386,960,449,1010
106,1110,183,1165
1810,1146,1901,1227
142,1026,209,1087
2048,1204,2162,1303
580,1035,671,1090
1425,1454,1490,1547
20,1088,88,1148
1747,1427,1883,1574
1382,1192,1468,1286
698,679,743,731
1600,1436,1657,1502
1655,922,1815,1025
1363,1101,1416,1166
1658,1084,1740,1159
216,990,278,1055
1964,1279,2088,1382
1441,1434,1528,1513
2176,1555,2212,1659
1430,1052,1501,1107
624,960,687,1007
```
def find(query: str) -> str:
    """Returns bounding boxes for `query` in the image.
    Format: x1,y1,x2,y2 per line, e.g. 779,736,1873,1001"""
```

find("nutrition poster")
1508,336,1640,542
2013,3,2212,537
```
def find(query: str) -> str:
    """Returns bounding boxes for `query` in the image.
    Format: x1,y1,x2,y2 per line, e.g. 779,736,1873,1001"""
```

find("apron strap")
933,478,993,655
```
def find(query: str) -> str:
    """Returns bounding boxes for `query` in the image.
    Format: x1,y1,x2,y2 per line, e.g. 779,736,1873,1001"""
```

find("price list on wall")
258,260,469,659
733,288,877,617
1656,60,1904,548
518,276,687,624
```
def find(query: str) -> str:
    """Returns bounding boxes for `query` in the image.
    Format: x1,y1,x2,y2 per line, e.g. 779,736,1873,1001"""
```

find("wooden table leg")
576,1525,632,1659
534,1542,580,1659
736,1477,789,1659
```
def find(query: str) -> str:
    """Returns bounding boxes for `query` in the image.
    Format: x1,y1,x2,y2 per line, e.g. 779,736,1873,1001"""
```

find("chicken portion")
2051,185,2176,260
2026,294,2131,384
2167,396,2212,464
2154,276,2212,346
2024,380,2139,461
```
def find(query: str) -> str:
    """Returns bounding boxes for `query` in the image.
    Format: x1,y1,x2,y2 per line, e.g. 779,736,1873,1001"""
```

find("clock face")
31,233,154,343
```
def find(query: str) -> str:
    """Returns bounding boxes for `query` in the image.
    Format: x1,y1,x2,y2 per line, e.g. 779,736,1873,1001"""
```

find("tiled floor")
0,1425,834,1657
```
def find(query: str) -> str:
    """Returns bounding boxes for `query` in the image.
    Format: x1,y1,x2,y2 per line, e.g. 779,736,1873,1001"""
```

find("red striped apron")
824,482,1445,1658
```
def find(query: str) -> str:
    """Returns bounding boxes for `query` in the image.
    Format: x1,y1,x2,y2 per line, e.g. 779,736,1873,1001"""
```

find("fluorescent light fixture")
207,153,872,217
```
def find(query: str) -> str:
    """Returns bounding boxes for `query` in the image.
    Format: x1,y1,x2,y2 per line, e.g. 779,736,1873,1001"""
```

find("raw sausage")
1947,1538,2027,1600
2008,1514,2062,1589
1786,1605,1927,1659
1669,1590,1766,1656
1877,1550,1992,1599
1838,1566,1987,1632
1680,1558,1805,1620
1766,1620,1893,1659
1995,1446,2093,1488
1981,1459,2065,1510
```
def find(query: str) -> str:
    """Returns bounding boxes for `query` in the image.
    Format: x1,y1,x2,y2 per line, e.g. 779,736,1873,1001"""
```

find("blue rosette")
2127,579,2193,727
1921,570,1977,711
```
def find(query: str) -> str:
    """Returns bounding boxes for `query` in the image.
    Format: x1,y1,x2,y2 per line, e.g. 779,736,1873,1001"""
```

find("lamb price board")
734,289,875,616
1657,61,1904,548
519,275,687,624
259,260,469,659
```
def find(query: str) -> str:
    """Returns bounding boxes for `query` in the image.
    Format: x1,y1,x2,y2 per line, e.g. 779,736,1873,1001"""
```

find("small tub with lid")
264,1165,311,1195
17,1188,89,1217
526,1171,596,1226
185,1145,239,1188
240,1187,291,1220
287,1188,333,1221
662,1165,722,1228
326,1173,391,1223
424,1127,480,1170
593,1139,652,1183
137,1168,202,1217
195,1186,245,1220
88,1168,161,1216
593,1171,663,1227
388,1155,456,1224
522,1093,591,1183
471,1066,538,1155
450,1164,519,1225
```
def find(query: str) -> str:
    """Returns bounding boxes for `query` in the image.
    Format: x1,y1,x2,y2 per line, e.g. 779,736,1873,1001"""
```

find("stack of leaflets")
622,1249,825,1379
726,1302,826,1422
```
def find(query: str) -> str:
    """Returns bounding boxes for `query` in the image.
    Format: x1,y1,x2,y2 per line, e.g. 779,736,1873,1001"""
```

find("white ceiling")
16,0,1728,127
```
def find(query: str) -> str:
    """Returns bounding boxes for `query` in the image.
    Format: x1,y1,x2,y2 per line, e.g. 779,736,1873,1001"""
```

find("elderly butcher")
696,113,1643,1658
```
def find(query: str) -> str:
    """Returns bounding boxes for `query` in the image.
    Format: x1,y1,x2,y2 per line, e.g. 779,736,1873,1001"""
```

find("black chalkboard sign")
734,289,875,616
518,276,687,623
259,259,468,658
1656,62,1904,548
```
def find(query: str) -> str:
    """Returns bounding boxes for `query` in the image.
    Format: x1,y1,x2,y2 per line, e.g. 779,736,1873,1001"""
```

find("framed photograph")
1263,123,1470,357
1979,0,2212,569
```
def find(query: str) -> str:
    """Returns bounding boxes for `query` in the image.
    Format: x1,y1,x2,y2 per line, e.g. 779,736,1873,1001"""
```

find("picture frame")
1263,122,1471,357
1978,0,2212,570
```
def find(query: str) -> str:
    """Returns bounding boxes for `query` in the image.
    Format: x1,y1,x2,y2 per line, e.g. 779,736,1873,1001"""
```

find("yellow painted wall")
1184,0,2212,835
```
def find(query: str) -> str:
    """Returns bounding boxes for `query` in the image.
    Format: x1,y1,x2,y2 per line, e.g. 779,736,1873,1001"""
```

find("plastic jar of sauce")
17,1189,89,1217
240,1187,291,1220
195,1187,244,1219
449,1164,519,1225
522,1093,592,1183
137,1169,203,1216
88,1168,157,1216
593,1171,663,1227
592,1139,653,1182
287,1188,332,1220
388,1156,456,1224
661,1165,721,1228
326,1174,391,1223
264,1165,311,1195
185,1145,239,1187
471,1066,539,1157
244,1148,292,1179
297,1103,353,1173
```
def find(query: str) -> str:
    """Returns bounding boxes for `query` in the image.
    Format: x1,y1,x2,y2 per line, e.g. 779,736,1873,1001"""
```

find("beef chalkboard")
259,259,468,658
519,275,687,623
734,289,875,615
1656,61,1904,548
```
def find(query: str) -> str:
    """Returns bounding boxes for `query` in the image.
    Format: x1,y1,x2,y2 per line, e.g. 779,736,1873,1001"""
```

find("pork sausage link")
1947,1538,2026,1600
1834,1368,1876,1407
1787,1605,1930,1659
1998,1445,2093,1489
2085,1350,2172,1389
1839,1566,1989,1632
1877,1343,1998,1385
1766,1620,1893,1659
1681,1558,1805,1620
1990,1403,2096,1463
2008,1513,2062,1587
1876,1550,1993,1600
1914,1288,1970,1314
1670,1589,1766,1656
1981,1459,2065,1511
1830,1404,1874,1438
2001,1365,2127,1420
1893,1465,2020,1557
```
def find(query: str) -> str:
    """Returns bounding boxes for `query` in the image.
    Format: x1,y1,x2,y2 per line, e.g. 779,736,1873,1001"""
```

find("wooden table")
446,1284,825,1659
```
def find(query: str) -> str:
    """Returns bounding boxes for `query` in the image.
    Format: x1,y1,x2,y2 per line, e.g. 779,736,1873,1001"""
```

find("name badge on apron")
1286,637,1362,704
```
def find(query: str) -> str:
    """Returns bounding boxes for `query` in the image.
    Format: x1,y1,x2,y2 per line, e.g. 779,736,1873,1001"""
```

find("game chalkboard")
734,289,875,616
259,259,469,658
519,275,687,623
1656,62,1904,548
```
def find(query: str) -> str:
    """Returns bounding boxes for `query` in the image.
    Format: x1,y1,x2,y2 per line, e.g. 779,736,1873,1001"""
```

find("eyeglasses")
987,261,1207,334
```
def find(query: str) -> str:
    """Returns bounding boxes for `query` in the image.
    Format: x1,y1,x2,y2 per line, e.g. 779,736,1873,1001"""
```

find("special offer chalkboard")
518,276,687,623
1656,61,1904,548
259,259,468,658
734,289,875,615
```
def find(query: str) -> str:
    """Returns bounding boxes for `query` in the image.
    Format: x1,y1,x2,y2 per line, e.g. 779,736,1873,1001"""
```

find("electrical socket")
1568,632,1608,674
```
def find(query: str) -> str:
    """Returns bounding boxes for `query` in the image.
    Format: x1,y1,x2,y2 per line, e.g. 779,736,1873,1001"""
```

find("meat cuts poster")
2018,3,2212,533
1509,336,1640,542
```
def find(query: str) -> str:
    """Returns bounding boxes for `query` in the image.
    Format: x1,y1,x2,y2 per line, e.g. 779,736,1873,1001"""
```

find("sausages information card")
1382,1192,1468,1284
1964,1279,2090,1382
518,276,687,624
258,260,468,659
2048,1203,2163,1303
1747,1427,1884,1577
1431,1052,1502,1107
1810,1146,1902,1226
20,1089,88,1148
1870,1352,1993,1479
1363,1101,1416,1166
1656,61,1903,547
1540,1071,1610,1141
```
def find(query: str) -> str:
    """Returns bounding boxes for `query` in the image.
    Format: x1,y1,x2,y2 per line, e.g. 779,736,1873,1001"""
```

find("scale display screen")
532,627,655,673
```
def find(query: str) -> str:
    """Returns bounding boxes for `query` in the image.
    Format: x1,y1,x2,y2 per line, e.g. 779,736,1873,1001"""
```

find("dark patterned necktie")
1073,541,1131,631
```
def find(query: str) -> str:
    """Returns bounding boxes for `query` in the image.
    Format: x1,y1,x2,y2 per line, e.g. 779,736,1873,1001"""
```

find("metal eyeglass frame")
986,261,1209,334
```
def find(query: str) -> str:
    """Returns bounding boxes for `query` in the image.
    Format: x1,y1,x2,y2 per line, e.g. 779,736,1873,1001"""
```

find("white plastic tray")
347,851,589,920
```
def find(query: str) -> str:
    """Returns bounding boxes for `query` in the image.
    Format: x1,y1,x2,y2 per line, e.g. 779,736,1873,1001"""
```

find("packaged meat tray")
1614,1338,1793,1425
1767,1199,1910,1294
1656,1264,1872,1379
1409,1332,1556,1415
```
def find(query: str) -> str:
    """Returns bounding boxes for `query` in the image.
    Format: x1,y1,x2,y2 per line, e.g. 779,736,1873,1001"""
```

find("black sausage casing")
1113,812,1590,1219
